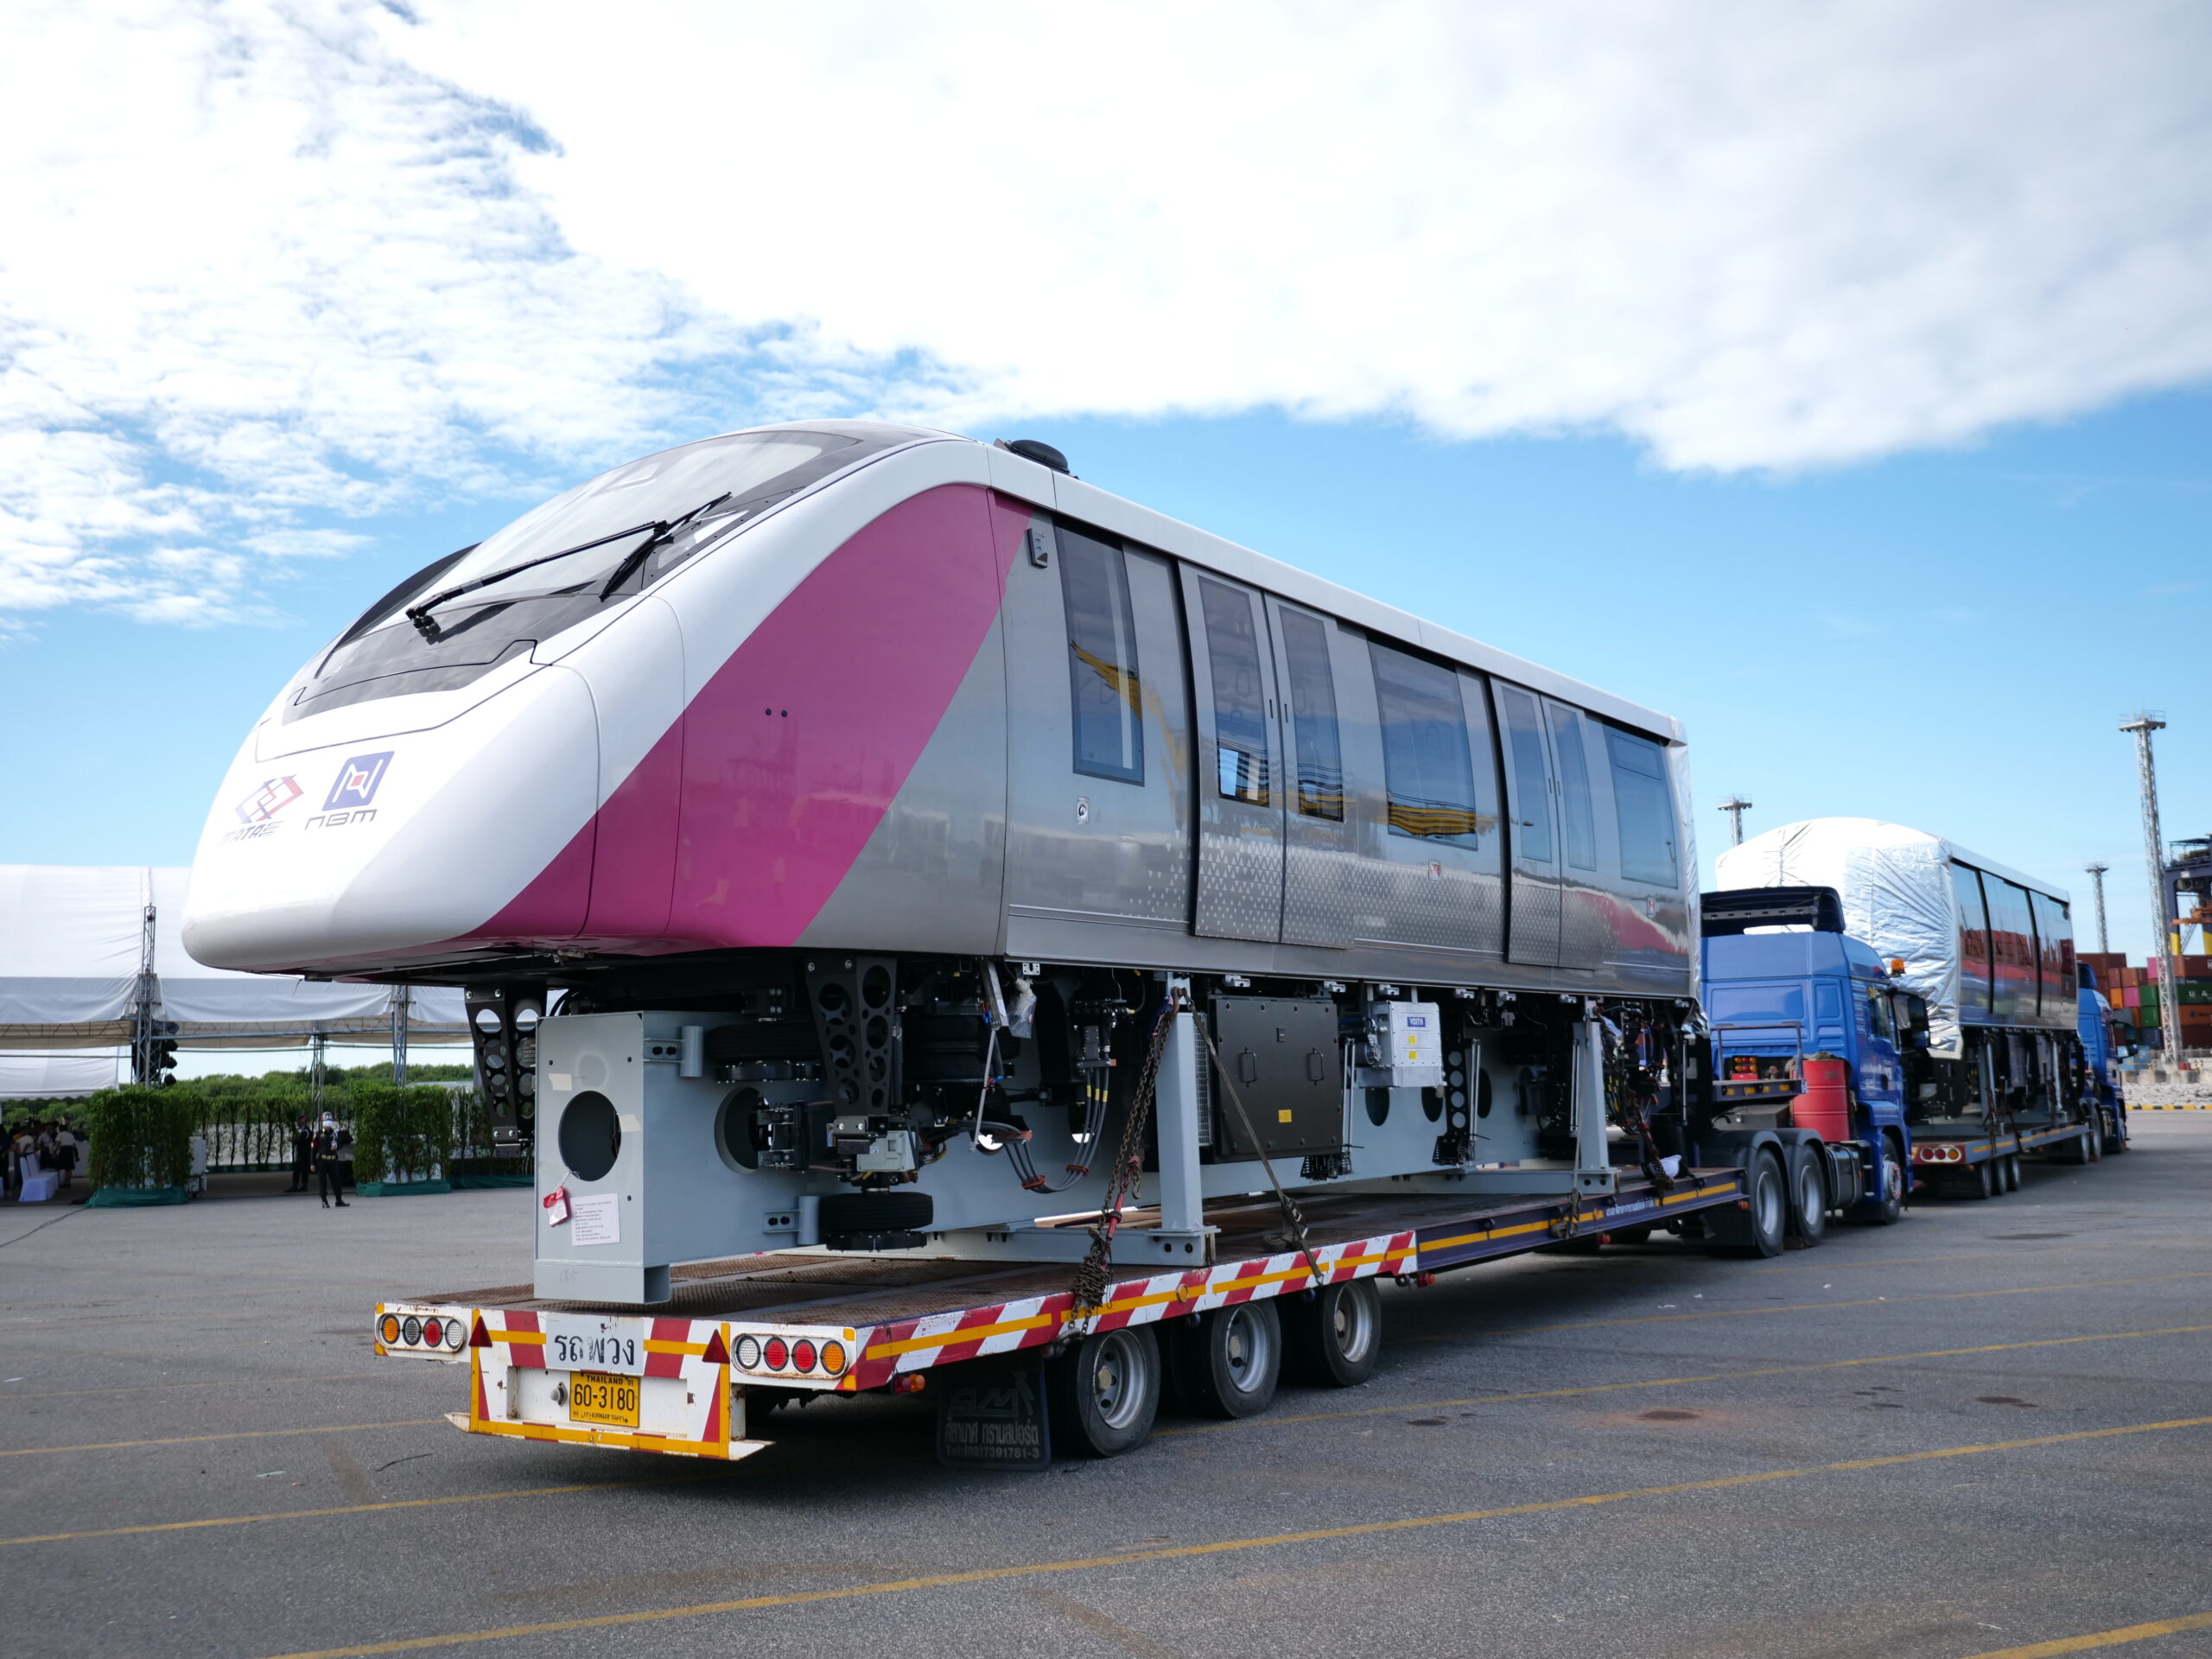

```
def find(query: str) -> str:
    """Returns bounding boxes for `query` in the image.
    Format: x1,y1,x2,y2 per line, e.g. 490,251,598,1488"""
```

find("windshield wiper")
406,521,664,640
594,493,734,601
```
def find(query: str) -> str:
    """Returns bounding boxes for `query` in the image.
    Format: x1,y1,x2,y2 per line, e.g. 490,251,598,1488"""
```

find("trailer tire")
1714,1152,1787,1258
1965,1160,1993,1200
1047,1326,1160,1458
2104,1111,2129,1155
1281,1278,1382,1388
1787,1149,1828,1247
2001,1154,2021,1192
1168,1299,1281,1419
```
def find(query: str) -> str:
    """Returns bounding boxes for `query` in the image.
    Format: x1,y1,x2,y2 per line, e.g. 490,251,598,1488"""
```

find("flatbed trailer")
376,1171,1749,1464
1910,1118,2100,1198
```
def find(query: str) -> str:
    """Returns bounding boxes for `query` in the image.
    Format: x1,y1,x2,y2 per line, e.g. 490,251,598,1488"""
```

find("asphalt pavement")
5,1117,2212,1659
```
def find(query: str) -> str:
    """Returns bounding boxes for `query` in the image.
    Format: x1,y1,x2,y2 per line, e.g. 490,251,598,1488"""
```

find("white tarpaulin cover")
0,1051,122,1099
0,866,467,1049
1715,817,2067,1060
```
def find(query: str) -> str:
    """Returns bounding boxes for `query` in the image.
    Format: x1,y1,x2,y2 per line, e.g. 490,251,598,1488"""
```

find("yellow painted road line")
23,1324,2202,1551
1407,1268,2212,1344
0,1478,692,1548
1962,1610,2212,1656
1,1419,442,1459
0,1371,392,1402
256,1413,2212,1659
1160,1321,2212,1437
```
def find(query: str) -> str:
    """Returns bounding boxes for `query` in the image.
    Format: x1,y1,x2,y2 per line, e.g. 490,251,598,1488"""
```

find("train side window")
1058,526,1143,785
1370,642,1481,844
1278,607,1343,820
1198,577,1270,805
1549,704,1599,871
1604,728,1676,886
1497,686,1554,862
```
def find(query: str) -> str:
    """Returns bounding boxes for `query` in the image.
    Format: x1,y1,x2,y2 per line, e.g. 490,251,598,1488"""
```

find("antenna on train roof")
996,438,1073,477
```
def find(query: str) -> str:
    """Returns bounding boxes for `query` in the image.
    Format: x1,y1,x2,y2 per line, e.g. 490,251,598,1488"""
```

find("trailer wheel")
1169,1300,1281,1419
1282,1278,1382,1388
1047,1326,1160,1458
1787,1151,1828,1247
2001,1154,2021,1192
1715,1152,1787,1258
1964,1160,1993,1200
2104,1110,2130,1155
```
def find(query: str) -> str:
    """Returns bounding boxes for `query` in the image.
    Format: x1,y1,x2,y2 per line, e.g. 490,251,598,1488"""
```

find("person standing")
315,1113,348,1209
289,1118,313,1193
52,1121,78,1190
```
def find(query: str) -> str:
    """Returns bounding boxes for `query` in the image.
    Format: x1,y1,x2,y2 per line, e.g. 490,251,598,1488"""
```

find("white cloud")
5,0,2211,623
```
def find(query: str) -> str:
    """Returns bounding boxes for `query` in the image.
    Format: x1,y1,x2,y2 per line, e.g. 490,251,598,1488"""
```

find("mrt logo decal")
235,776,303,824
324,753,394,811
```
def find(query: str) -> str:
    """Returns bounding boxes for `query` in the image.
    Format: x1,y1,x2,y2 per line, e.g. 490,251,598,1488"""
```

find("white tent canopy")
0,866,467,1050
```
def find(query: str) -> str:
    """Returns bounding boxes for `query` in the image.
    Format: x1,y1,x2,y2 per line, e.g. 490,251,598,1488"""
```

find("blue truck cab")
1699,887,1916,1225
2076,965,2129,1152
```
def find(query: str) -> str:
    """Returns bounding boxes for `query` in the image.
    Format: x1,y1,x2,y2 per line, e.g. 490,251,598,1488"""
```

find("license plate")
569,1370,639,1427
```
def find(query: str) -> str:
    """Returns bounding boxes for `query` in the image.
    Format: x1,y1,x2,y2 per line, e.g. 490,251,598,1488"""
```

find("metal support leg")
1573,1007,1616,1197
1139,992,1215,1264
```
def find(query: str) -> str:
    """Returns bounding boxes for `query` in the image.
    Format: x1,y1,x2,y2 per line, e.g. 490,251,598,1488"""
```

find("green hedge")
351,1083,461,1184
83,1085,197,1192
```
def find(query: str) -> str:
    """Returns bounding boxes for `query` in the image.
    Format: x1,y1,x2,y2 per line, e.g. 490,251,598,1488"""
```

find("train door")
1182,569,1285,943
1495,681,1562,967
1266,597,1355,947
1542,697,1608,971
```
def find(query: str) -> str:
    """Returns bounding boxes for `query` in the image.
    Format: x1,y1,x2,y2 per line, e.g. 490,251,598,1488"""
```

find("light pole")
2085,861,2110,956
1718,796,1752,847
2120,714,2178,1054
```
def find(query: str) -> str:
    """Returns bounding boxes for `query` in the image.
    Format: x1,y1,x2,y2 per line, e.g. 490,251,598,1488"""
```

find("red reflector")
892,1373,926,1395
792,1339,817,1372
469,1317,493,1349
764,1337,789,1370
701,1328,729,1365
422,1318,442,1348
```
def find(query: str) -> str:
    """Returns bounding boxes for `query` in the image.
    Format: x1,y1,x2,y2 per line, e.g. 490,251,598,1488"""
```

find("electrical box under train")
1206,996,1345,1160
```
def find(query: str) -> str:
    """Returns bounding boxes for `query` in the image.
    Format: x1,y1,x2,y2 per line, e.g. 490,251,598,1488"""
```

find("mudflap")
936,1358,1053,1471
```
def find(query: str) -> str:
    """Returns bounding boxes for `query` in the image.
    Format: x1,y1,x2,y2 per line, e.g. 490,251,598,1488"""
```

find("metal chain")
1069,998,1178,1318
1190,1017,1328,1299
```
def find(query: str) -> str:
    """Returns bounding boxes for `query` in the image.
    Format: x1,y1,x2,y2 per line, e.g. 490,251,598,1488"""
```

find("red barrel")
1793,1056,1852,1141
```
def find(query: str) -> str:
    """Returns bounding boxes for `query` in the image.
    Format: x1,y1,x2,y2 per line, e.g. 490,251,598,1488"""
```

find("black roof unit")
1699,886,1846,938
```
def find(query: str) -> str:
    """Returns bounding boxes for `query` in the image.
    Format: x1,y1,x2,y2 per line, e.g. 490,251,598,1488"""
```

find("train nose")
181,664,601,973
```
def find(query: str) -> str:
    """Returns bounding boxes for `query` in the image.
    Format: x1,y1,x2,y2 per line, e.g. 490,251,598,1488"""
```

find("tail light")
445,1319,467,1351
379,1314,401,1344
791,1339,817,1373
820,1340,848,1376
764,1337,790,1370
422,1318,443,1348
402,1316,423,1345
734,1335,762,1370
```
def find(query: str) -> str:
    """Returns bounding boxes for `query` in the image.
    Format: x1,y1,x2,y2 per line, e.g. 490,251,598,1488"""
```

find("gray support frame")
1138,990,1215,1263
1574,1003,1616,1196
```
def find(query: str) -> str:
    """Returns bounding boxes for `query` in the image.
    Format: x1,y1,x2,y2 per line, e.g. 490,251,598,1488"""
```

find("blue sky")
3,1,2209,1008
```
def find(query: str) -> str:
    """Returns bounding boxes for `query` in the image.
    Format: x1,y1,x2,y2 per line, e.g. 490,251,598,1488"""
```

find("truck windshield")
289,429,893,721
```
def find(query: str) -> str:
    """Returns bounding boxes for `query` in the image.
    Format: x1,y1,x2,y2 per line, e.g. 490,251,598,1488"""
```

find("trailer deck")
375,1170,1749,1461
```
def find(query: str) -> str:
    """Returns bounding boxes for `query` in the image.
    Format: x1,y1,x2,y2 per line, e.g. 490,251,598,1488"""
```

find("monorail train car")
184,423,1700,1300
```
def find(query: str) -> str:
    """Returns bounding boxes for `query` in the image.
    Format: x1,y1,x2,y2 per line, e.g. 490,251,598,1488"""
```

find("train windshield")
293,430,890,721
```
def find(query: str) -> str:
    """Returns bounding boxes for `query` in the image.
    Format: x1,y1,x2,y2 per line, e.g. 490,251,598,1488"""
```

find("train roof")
740,421,1685,746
